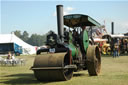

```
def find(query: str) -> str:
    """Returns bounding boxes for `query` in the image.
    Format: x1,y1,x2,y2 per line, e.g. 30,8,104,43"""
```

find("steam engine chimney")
111,22,114,34
56,5,64,42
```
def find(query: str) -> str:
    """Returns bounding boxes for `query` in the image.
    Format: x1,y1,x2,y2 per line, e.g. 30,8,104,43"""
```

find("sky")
1,0,128,35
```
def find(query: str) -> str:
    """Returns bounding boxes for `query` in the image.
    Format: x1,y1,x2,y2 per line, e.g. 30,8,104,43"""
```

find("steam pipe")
56,5,64,42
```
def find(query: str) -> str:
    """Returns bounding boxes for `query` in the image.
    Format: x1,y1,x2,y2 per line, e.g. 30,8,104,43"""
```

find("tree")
14,30,47,46
14,30,22,38
21,31,29,42
28,34,40,46
27,34,46,46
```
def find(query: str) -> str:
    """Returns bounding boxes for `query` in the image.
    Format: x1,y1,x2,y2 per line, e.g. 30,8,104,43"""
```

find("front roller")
86,45,101,76
31,53,75,81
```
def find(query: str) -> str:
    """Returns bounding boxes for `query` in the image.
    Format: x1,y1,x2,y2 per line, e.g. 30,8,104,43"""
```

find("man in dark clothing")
113,43,119,58
64,28,69,42
72,29,78,45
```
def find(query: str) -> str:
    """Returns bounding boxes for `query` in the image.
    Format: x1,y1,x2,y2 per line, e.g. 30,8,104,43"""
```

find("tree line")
14,30,49,46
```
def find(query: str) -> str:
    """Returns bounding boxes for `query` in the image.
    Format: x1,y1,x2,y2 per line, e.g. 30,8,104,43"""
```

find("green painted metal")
69,32,73,43
83,30,89,52
64,14,101,28
68,32,77,58
75,47,79,58
69,43,76,57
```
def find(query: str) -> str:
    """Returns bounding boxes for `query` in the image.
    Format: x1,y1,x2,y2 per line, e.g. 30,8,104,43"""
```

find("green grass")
0,55,128,85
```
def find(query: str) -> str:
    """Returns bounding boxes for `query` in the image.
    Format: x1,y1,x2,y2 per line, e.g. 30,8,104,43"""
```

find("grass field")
0,54,128,85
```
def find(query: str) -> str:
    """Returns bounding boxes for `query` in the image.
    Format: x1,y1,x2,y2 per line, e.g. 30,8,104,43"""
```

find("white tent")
0,33,36,54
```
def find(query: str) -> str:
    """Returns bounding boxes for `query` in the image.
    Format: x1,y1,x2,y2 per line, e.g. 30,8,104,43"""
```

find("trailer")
0,43,22,56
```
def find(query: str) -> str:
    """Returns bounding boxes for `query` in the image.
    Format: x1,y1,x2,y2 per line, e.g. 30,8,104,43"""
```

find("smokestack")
111,22,114,34
56,5,64,42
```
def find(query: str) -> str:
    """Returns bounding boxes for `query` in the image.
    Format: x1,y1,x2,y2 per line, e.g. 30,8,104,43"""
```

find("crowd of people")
7,52,15,60
0,52,25,66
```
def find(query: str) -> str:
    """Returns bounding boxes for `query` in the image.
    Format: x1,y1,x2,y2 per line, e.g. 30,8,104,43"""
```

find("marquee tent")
0,33,36,54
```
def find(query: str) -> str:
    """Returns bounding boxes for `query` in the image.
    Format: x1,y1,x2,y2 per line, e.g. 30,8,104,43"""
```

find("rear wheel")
86,45,101,76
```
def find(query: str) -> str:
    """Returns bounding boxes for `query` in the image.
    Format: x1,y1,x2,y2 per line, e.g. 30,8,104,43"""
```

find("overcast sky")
1,0,128,35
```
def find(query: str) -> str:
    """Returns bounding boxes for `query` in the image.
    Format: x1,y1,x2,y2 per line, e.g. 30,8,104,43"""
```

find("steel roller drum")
31,53,73,81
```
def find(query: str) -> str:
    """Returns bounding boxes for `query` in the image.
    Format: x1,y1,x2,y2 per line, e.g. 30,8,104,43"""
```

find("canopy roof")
64,14,101,28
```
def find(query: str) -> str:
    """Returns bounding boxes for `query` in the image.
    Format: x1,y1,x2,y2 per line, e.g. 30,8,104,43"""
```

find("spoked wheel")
31,53,74,81
86,45,101,76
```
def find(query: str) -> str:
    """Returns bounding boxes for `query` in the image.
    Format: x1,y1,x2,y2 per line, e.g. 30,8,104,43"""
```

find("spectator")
7,52,12,59
113,43,119,58
124,39,128,53
11,53,15,60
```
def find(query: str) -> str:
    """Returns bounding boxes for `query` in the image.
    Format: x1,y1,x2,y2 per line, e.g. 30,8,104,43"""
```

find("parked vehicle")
0,43,22,56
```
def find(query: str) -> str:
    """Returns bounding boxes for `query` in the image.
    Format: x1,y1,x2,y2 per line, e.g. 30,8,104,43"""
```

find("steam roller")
31,5,101,81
